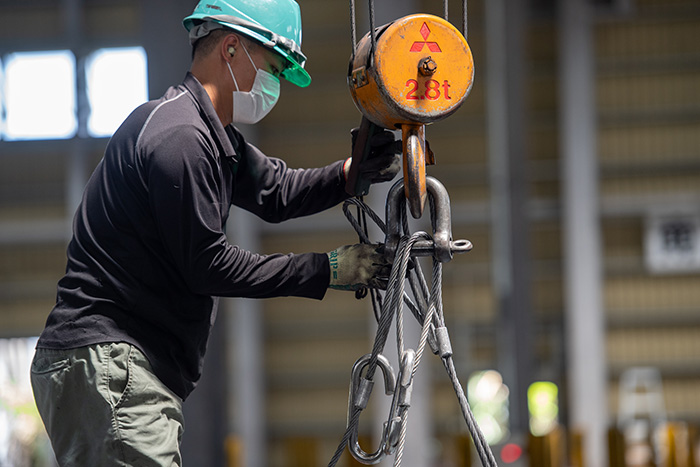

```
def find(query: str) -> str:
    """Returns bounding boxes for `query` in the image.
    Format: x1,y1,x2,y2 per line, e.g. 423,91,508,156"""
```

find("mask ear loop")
226,62,240,92
240,42,257,71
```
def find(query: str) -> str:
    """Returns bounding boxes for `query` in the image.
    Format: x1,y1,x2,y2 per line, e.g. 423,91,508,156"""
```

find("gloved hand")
327,243,392,291
344,128,402,186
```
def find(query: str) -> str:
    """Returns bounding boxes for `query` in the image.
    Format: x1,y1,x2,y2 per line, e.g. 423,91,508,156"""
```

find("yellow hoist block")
348,14,474,217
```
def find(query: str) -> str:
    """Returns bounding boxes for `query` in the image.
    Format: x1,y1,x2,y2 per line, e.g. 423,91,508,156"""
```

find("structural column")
485,0,533,439
558,0,608,465
226,154,266,467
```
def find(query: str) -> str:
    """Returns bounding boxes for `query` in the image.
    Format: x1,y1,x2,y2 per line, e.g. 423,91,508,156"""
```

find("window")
86,47,148,137
3,51,77,140
1,47,148,141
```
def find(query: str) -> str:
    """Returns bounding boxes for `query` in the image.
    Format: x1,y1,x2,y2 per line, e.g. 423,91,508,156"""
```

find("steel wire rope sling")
329,0,498,465
327,183,497,466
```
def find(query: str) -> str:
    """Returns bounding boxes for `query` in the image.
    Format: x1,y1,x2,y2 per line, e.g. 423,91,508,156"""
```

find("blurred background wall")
0,0,699,466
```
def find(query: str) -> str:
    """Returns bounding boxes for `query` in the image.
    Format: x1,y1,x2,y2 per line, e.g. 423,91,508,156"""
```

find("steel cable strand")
389,231,435,376
362,231,432,382
368,232,429,381
328,406,363,467
340,197,411,376
369,0,376,52
336,199,498,465
329,200,392,467
396,196,432,326
406,194,437,318
342,198,387,320
328,233,425,467
429,263,498,465
428,260,447,347
390,231,433,359
343,198,387,243
357,234,416,466
397,202,498,466
463,0,468,40
342,198,424,326
407,261,430,316
427,262,497,467
328,287,401,467
417,260,442,374
393,416,409,467
341,197,445,466
388,251,499,467
392,243,439,467
390,237,420,467
349,0,357,56
442,355,498,466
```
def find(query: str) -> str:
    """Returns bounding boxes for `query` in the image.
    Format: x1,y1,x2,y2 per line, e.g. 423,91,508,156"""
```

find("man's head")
188,26,287,127
183,0,310,88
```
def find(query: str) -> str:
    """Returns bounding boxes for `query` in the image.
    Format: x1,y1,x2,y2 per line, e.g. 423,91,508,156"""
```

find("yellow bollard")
657,421,697,467
225,435,244,467
569,429,585,467
607,426,626,467
455,434,474,467
528,425,566,467
285,437,318,467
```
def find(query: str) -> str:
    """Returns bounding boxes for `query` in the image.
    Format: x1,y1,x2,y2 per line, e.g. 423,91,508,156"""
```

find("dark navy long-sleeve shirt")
37,72,349,399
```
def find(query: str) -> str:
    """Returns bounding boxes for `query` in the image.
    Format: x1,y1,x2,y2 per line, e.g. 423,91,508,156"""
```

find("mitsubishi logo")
410,23,442,53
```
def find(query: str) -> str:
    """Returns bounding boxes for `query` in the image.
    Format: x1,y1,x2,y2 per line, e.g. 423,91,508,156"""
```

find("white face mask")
227,43,280,125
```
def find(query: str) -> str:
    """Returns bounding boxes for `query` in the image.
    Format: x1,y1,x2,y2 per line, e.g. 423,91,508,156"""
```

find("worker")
30,1,400,465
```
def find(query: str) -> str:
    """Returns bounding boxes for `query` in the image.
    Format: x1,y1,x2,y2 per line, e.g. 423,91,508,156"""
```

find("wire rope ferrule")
434,326,453,359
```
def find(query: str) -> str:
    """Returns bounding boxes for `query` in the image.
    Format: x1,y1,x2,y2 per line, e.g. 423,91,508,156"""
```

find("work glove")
344,127,402,193
327,243,392,291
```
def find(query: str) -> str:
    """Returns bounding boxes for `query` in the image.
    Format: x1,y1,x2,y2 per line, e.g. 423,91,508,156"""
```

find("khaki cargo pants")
31,343,184,467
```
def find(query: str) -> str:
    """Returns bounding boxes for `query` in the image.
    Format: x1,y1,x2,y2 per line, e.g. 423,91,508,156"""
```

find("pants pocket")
106,343,134,409
30,349,74,441
31,349,71,375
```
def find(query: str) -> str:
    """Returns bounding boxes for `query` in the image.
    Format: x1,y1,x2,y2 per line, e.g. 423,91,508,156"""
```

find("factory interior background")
1,0,699,465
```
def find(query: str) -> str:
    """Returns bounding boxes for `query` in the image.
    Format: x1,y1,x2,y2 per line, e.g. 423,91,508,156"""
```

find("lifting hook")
347,353,397,464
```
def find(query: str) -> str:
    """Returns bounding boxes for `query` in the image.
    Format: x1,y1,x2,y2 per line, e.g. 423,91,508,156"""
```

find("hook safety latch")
347,353,397,464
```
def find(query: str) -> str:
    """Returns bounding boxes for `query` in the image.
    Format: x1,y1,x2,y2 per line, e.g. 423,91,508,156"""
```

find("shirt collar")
182,72,238,161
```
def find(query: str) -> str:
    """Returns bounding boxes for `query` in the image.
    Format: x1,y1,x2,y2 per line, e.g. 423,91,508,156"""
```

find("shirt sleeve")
145,127,330,299
232,140,350,223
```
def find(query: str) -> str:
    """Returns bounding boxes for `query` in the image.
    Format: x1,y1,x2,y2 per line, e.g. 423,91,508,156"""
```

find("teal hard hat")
183,0,311,88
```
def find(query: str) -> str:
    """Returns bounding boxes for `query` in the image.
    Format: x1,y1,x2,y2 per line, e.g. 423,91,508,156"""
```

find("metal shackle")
385,176,470,264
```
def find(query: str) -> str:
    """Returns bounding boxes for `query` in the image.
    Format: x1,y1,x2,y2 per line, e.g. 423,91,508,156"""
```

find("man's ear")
221,33,240,62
